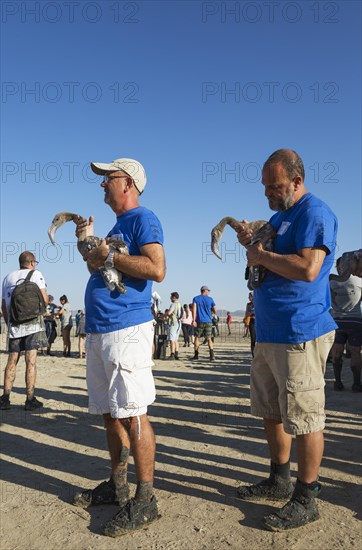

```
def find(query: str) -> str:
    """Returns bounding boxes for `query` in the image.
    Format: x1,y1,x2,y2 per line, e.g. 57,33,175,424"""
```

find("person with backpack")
164,292,183,360
0,251,48,411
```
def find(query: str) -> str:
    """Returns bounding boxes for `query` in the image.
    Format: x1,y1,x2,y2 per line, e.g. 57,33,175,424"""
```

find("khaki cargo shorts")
250,331,335,435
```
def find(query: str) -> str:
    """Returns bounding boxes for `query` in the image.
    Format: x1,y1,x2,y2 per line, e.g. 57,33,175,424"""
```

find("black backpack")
9,271,46,325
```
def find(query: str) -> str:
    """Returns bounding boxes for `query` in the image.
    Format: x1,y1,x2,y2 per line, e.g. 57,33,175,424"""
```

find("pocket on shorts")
286,376,324,418
111,361,156,417
292,342,306,352
106,324,156,415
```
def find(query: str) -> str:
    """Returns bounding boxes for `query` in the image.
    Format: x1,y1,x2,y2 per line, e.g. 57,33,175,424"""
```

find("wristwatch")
105,251,115,269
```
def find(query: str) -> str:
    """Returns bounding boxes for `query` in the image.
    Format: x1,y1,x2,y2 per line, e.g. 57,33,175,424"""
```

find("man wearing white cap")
73,157,165,537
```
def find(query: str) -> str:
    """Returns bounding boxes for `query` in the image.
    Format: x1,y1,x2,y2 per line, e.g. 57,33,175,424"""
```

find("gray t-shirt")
330,275,361,319
168,301,182,326
60,303,73,328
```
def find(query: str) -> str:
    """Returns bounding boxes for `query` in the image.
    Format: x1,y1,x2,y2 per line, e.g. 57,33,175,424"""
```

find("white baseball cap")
90,157,147,194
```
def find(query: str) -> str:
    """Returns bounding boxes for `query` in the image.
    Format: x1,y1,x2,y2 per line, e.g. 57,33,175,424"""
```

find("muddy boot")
112,472,130,507
103,496,159,537
237,461,293,501
191,350,199,361
0,394,11,410
73,479,118,507
209,350,215,362
263,478,321,531
351,366,362,392
333,359,344,391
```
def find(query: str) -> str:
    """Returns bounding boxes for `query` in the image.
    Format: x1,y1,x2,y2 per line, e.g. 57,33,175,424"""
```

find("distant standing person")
188,303,195,344
164,292,182,360
330,266,362,392
75,309,82,330
245,292,256,356
58,295,73,357
192,286,216,362
76,310,86,359
212,312,220,338
0,251,48,411
44,294,58,356
181,304,193,347
226,312,232,335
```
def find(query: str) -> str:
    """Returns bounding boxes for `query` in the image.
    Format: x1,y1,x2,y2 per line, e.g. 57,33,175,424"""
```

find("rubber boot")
237,461,293,501
263,479,321,531
333,359,344,390
351,366,362,392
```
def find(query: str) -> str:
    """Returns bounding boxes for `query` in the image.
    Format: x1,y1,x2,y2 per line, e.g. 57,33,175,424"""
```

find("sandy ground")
0,327,361,550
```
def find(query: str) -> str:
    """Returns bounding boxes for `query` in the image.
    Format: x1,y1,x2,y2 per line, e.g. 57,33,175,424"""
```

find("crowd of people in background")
149,286,259,363
1,268,359,380
40,296,86,360
3,285,259,366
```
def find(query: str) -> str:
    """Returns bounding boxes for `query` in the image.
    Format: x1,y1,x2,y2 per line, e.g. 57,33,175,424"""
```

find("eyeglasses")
103,175,129,184
32,260,39,265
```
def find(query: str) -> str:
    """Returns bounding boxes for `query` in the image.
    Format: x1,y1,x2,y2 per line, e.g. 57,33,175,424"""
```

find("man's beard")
269,187,294,211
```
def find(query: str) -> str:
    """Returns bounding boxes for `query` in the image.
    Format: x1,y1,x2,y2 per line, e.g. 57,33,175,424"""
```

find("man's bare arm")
192,303,197,324
247,243,327,282
86,240,166,283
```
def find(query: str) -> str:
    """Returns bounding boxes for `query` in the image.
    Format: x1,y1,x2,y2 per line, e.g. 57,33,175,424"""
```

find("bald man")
237,149,338,531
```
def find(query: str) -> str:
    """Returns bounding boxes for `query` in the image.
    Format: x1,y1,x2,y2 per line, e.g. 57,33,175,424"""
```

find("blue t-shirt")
255,193,338,343
85,206,164,333
193,294,216,323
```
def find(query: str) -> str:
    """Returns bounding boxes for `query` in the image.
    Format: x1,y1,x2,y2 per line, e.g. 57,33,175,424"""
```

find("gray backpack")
10,271,46,324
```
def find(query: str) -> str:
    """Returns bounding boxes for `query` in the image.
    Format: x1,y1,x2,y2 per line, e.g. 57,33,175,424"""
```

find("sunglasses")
103,175,129,184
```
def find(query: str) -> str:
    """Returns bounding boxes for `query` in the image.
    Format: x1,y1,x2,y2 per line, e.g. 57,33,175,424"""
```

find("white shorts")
168,320,181,342
86,321,156,418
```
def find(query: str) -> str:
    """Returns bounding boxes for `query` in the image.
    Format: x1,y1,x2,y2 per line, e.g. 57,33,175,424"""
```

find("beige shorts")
250,331,335,435
86,321,155,419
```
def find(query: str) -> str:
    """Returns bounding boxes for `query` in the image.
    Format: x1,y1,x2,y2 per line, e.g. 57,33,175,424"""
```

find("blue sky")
1,0,361,313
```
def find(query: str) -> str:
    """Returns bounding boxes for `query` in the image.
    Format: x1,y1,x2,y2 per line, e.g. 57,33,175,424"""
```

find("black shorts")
334,319,362,347
8,331,48,353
